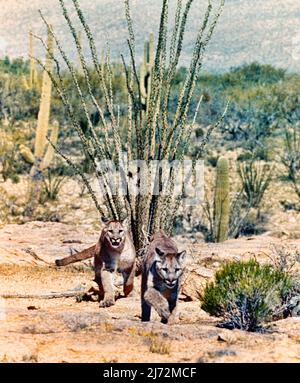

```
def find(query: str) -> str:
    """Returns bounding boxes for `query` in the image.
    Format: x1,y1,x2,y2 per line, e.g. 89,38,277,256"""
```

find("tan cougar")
55,218,136,307
141,231,186,323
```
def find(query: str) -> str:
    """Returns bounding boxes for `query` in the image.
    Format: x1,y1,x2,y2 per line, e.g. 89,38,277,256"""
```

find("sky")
0,0,300,72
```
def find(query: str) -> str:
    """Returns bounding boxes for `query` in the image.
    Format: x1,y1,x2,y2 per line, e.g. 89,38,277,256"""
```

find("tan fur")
55,219,136,308
141,231,186,324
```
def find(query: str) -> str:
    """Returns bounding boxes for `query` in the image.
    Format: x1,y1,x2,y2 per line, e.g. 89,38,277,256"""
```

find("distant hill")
0,0,299,72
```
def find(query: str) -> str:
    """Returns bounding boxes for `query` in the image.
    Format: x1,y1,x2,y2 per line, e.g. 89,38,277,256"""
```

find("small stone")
27,306,39,310
217,332,237,344
212,261,220,268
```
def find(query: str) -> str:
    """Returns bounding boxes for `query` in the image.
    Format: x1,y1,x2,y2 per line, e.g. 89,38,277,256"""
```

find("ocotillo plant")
36,0,226,250
213,157,230,242
77,30,84,75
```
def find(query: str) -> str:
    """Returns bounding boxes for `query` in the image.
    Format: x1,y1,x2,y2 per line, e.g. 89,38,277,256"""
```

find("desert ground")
0,182,300,363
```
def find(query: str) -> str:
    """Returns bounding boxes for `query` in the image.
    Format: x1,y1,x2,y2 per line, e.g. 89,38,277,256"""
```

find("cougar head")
155,247,186,289
101,217,128,249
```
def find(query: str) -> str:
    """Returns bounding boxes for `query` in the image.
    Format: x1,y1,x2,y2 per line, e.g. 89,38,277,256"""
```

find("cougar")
141,232,186,324
55,218,136,308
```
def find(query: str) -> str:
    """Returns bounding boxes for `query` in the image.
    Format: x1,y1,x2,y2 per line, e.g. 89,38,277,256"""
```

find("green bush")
237,161,272,208
40,169,66,203
0,57,29,75
201,260,293,331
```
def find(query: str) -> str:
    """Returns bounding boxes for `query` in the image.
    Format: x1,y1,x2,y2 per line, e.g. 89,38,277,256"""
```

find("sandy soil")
0,222,300,363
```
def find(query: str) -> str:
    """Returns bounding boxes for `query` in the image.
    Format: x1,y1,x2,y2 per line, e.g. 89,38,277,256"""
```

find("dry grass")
148,333,171,355
22,353,39,362
103,322,113,333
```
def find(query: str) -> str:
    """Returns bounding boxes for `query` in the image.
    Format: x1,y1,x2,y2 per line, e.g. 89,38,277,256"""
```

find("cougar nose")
166,279,176,287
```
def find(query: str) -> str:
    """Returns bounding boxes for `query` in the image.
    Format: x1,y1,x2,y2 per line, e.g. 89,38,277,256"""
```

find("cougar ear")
155,247,165,257
101,216,110,225
177,250,186,263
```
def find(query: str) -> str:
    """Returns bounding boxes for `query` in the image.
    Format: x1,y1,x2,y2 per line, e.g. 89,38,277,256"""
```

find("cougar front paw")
167,311,178,324
158,306,171,322
99,297,115,308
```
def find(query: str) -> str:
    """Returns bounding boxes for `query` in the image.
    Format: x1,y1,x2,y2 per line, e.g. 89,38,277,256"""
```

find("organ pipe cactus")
214,157,230,242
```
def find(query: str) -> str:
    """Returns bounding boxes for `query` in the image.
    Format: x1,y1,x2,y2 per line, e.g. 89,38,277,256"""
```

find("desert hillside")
0,0,299,71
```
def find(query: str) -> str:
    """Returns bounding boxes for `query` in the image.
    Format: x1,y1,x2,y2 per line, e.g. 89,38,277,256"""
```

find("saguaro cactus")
24,27,56,215
20,121,59,169
140,33,154,112
33,26,53,166
214,157,230,242
29,29,38,89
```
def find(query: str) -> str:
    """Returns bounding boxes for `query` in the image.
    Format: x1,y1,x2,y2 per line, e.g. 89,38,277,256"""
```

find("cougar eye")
162,268,168,272
119,230,124,234
175,268,181,272
108,230,113,234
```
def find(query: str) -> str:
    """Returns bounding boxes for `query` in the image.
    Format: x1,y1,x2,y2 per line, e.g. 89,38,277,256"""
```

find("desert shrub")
230,206,267,237
0,72,40,123
0,130,20,182
40,169,66,203
0,57,29,76
227,160,272,238
222,63,285,88
206,154,219,168
237,152,253,162
281,125,300,199
237,160,272,208
201,260,293,331
0,121,32,182
202,160,271,241
267,243,300,276
237,146,274,163
214,70,300,155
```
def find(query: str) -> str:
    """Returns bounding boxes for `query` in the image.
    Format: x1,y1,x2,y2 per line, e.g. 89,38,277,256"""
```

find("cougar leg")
94,265,104,300
141,273,151,321
167,297,178,324
141,298,151,322
168,295,177,313
99,269,115,308
122,264,135,297
144,287,170,323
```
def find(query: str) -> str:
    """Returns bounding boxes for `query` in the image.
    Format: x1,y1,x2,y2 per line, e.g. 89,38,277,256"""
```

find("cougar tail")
55,245,96,266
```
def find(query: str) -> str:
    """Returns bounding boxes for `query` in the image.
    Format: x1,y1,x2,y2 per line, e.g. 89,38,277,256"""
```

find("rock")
181,265,214,301
212,261,220,268
217,331,238,344
0,221,98,265
288,295,300,317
